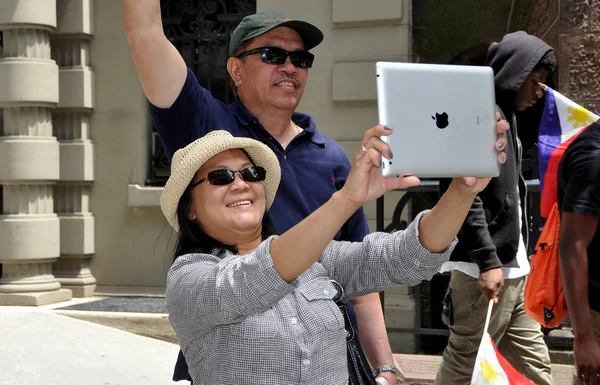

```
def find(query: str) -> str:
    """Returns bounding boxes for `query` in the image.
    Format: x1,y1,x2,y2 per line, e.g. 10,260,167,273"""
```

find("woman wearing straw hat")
161,123,508,384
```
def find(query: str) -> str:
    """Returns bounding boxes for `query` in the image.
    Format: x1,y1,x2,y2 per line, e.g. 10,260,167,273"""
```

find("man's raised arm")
123,0,187,108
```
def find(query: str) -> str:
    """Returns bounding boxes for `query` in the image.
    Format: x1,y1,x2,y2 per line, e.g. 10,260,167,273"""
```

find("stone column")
0,0,71,305
51,0,96,297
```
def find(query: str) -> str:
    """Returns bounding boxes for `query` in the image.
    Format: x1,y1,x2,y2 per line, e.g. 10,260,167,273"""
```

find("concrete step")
393,354,574,385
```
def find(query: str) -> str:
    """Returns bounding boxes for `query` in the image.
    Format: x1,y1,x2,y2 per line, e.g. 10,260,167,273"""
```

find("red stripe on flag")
540,126,588,218
489,338,536,384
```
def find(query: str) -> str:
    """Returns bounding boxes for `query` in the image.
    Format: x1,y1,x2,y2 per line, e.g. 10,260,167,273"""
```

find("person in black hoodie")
434,31,556,385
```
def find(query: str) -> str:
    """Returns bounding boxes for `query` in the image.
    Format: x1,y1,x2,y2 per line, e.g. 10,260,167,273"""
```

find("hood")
485,31,554,114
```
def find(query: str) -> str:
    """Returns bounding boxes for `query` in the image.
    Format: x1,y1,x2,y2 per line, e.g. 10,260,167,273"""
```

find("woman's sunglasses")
235,46,314,69
191,166,266,188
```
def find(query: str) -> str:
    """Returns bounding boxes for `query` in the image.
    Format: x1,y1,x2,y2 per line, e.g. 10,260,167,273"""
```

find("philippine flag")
471,300,536,385
471,332,536,385
537,85,599,218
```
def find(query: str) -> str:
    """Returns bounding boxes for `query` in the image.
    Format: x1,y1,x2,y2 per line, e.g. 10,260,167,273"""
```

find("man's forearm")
123,0,162,40
560,246,594,338
122,0,187,108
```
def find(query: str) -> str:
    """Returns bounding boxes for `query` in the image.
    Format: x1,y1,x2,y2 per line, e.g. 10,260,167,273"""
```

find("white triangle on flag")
551,89,599,141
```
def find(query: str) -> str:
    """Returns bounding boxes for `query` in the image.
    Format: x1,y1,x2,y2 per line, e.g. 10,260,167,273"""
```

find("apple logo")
432,112,449,129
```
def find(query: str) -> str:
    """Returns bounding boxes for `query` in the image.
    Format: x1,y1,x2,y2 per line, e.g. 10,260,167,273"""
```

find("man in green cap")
123,3,397,384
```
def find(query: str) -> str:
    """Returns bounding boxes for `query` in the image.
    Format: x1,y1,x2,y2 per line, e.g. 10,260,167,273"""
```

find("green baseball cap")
229,12,324,57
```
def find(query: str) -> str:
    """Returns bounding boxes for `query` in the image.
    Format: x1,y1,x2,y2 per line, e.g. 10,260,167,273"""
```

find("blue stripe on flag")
537,88,561,192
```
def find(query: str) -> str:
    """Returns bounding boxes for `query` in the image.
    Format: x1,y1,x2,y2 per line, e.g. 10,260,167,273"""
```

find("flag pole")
538,82,548,91
483,299,494,335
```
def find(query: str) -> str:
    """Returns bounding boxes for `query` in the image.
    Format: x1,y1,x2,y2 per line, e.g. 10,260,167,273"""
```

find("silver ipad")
376,61,500,178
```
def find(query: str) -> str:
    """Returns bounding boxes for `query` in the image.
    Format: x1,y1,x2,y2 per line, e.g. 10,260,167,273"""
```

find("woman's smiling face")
188,149,266,244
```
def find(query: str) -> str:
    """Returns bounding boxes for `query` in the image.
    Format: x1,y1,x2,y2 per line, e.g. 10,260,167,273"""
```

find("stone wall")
555,0,600,113
524,0,600,132
526,0,560,52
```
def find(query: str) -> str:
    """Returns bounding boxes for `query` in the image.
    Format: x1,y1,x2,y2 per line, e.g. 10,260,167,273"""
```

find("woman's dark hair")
172,177,279,262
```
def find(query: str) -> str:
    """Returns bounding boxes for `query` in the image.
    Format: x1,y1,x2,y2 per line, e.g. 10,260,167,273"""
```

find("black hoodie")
442,32,554,272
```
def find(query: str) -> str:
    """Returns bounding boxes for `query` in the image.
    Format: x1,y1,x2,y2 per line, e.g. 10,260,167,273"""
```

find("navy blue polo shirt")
150,68,370,243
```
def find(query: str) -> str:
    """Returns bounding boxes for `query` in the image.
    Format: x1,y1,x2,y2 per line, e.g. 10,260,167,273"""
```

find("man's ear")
227,57,242,87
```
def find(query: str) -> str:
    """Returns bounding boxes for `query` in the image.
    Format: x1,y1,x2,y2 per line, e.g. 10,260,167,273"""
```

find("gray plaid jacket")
166,211,456,384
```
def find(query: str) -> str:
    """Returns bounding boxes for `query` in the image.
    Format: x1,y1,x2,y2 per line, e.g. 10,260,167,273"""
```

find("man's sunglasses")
235,46,314,69
191,166,266,188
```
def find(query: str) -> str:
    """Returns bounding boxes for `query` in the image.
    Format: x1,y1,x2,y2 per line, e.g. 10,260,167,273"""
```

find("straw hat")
160,130,281,232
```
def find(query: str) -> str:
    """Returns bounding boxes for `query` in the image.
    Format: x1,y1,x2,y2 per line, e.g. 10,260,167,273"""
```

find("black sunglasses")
235,46,314,69
191,166,266,188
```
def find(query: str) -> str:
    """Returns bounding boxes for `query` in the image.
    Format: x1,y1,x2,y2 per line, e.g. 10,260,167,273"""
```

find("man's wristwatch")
373,365,397,378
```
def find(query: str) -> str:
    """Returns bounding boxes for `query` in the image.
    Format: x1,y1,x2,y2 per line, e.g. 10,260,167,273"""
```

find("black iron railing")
147,0,256,186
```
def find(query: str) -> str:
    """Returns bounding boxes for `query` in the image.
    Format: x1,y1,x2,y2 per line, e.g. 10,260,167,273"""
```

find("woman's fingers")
388,175,421,190
498,151,507,164
355,120,508,187
364,148,382,168
361,125,393,148
492,116,509,167
363,136,393,160
495,117,509,150
354,125,393,165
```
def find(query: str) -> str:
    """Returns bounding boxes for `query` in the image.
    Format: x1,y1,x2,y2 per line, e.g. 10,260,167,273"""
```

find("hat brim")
243,19,324,52
160,131,281,233
276,20,324,51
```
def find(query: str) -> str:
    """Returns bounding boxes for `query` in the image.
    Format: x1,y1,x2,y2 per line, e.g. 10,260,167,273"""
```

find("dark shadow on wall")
412,0,535,65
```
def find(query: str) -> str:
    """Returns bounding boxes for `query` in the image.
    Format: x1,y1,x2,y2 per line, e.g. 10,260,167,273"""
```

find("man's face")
232,27,309,112
514,68,550,112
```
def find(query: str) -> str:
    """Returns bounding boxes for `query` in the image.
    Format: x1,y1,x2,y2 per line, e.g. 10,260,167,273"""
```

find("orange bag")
524,202,568,328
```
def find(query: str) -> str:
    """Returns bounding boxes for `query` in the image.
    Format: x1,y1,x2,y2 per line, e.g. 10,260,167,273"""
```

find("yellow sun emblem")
479,359,501,384
567,105,595,129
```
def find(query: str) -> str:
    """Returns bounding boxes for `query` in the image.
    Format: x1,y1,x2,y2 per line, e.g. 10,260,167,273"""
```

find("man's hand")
574,336,600,385
478,268,504,303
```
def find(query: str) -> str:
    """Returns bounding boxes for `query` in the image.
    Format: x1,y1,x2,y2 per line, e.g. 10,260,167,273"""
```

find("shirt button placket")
300,350,311,384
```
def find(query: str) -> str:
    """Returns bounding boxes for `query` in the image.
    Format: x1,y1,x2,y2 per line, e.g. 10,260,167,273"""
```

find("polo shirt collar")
231,98,326,145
